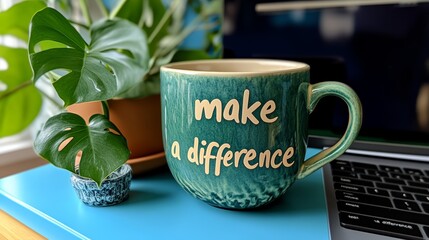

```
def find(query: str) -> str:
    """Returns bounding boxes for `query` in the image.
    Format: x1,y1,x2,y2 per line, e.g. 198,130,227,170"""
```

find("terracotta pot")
67,94,166,174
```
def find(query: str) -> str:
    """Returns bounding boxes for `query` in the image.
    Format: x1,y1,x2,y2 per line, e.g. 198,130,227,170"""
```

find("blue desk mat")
0,148,329,240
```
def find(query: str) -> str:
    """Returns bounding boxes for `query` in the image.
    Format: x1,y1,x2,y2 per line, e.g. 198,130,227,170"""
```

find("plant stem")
0,80,63,110
101,101,110,120
109,0,127,19
0,81,33,101
148,0,179,43
94,0,109,18
157,14,204,57
79,0,92,25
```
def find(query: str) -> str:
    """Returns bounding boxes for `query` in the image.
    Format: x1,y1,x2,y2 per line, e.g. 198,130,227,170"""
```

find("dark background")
223,0,429,146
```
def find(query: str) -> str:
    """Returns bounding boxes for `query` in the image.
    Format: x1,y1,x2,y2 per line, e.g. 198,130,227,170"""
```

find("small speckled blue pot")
161,59,362,209
71,164,132,207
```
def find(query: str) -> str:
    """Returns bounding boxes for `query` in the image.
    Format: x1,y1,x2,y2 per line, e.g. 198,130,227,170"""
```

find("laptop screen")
223,0,429,149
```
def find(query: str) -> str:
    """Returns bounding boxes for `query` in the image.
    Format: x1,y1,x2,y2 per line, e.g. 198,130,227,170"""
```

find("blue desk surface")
0,148,329,240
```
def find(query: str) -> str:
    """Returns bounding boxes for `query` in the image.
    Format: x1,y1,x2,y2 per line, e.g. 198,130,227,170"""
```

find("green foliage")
115,0,170,56
29,7,150,184
0,1,46,137
1,0,222,184
172,49,212,62
117,0,222,98
29,7,149,106
34,112,130,186
0,47,42,137
0,1,46,41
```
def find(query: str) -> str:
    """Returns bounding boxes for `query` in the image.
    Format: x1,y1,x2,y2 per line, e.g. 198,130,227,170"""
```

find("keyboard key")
412,175,429,183
359,174,382,182
423,203,429,213
403,168,423,175
334,183,365,193
337,200,429,225
333,177,374,187
352,167,366,174
383,178,406,185
407,181,429,189
352,162,378,170
380,165,402,173
402,186,429,194
336,191,392,207
391,191,414,200
332,170,357,178
415,194,429,203
339,212,423,239
393,199,421,212
376,182,401,191
390,173,412,181
367,187,389,197
367,169,389,177
331,164,353,172
331,165,353,173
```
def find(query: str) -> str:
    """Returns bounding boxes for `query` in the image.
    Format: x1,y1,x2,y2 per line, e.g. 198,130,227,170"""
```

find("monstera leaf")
0,47,42,137
28,7,149,106
114,0,170,55
0,1,45,41
0,1,46,137
34,112,130,186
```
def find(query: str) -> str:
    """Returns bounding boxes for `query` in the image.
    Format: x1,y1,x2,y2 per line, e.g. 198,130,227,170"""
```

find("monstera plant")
0,0,221,187
29,7,147,186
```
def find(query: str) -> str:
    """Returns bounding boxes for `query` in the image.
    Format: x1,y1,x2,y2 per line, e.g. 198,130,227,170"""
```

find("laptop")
316,141,429,239
224,0,429,239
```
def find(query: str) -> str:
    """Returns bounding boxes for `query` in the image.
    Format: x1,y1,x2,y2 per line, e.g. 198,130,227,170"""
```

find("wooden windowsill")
0,139,46,178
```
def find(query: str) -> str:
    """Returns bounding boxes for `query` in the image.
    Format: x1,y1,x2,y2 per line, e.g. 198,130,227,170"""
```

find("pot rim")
71,163,132,183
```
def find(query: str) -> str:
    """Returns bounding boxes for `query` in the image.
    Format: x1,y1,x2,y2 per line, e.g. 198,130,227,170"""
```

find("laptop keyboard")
330,159,429,239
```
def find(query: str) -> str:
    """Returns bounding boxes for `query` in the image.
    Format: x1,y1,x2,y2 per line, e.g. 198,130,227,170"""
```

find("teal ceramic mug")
160,59,362,209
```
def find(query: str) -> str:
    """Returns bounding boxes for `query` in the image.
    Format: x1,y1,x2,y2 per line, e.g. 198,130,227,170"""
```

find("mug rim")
161,59,310,77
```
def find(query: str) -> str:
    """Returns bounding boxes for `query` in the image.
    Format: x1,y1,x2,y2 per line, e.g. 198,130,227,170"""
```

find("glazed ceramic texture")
161,60,362,209
161,69,309,209
71,164,132,207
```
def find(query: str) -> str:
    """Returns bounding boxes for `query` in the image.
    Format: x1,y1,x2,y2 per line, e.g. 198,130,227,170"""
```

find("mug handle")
297,81,362,179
